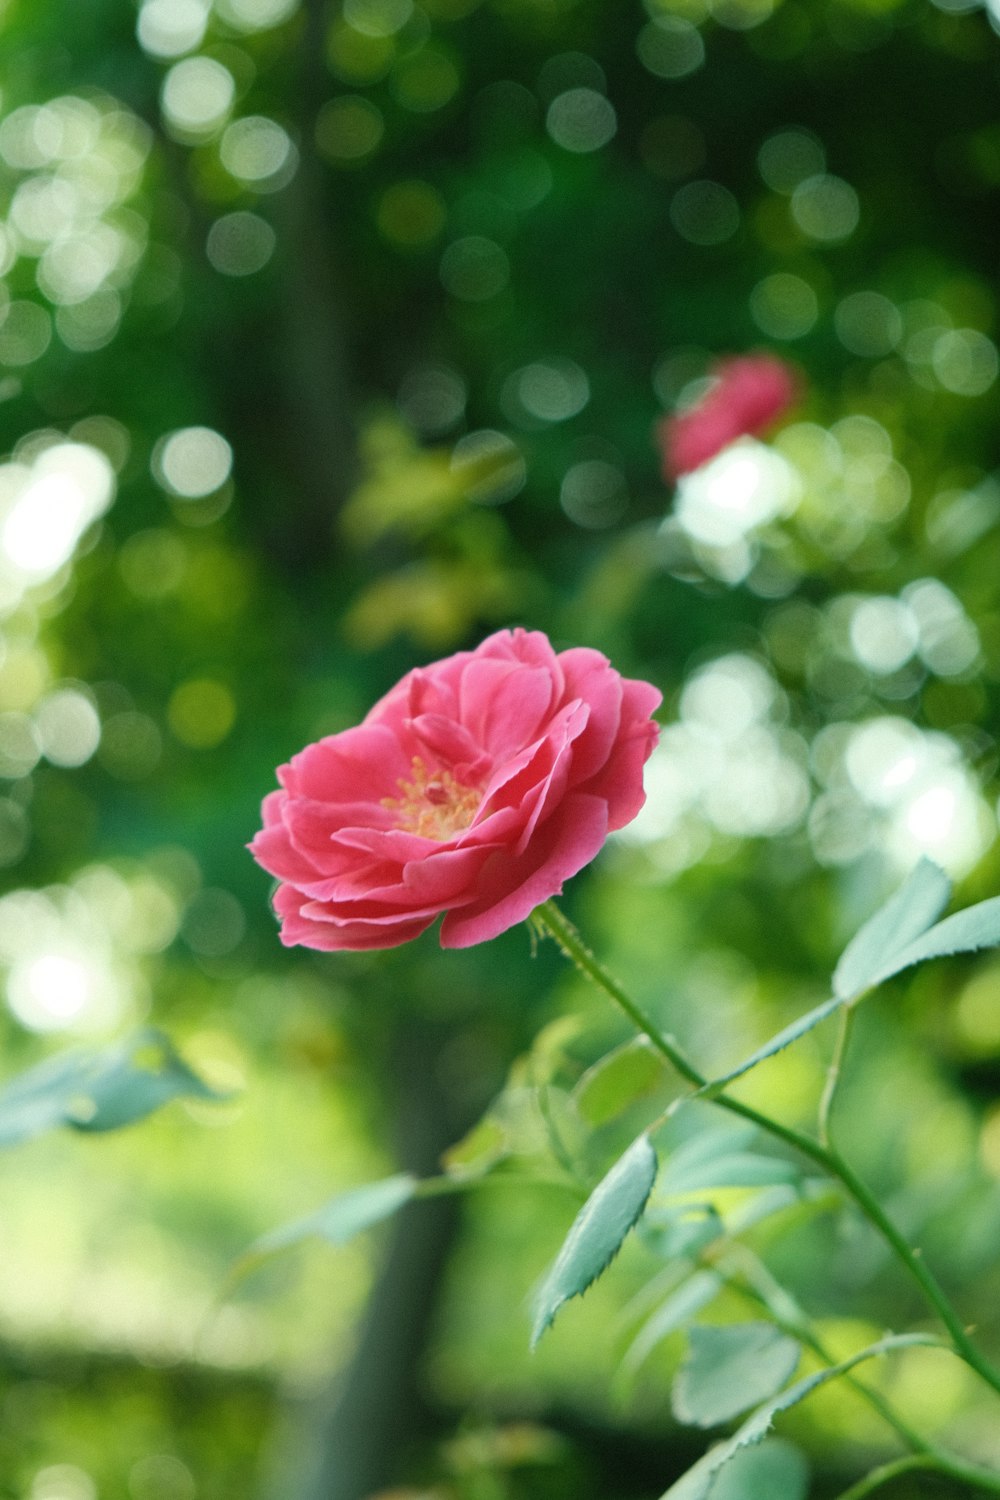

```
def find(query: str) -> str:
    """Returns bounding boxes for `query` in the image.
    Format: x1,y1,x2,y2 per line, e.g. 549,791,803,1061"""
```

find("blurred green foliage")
2,0,1000,1492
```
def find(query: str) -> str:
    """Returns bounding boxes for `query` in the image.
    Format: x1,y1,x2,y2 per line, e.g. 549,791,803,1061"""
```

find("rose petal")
440,793,609,948
557,648,623,786
248,822,317,885
283,723,411,804
474,627,559,671
511,701,589,854
282,797,391,877
260,790,286,829
303,846,489,909
459,658,556,761
274,884,434,951
407,713,491,776
402,846,492,903
582,678,662,828
251,628,661,952
659,354,798,481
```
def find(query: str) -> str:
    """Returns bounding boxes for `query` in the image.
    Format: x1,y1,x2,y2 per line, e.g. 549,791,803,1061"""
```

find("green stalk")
533,902,703,1087
833,1453,1000,1499
533,900,1000,1400
717,1252,928,1454
725,1253,1000,1493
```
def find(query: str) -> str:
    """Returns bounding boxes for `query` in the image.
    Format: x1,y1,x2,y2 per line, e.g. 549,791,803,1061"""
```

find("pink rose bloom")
250,629,661,951
658,353,798,482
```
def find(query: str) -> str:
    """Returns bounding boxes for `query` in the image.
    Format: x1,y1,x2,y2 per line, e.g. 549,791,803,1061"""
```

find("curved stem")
533,900,1000,1400
834,1452,1000,1499
718,1253,928,1454
821,1141,1000,1397
819,1004,854,1148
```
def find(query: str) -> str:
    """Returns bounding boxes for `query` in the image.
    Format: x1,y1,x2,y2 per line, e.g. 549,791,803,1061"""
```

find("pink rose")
250,629,661,951
657,353,798,482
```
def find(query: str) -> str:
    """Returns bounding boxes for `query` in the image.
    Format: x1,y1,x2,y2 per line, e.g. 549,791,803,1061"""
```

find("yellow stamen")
382,755,483,841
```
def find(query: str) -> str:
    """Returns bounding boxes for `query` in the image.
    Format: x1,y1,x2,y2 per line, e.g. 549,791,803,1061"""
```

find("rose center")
382,756,483,841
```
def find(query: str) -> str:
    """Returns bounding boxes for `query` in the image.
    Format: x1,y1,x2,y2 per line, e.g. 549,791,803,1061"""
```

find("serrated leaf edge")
658,1332,941,1500
531,1133,657,1348
695,996,844,1100
832,858,951,1002
867,895,1000,991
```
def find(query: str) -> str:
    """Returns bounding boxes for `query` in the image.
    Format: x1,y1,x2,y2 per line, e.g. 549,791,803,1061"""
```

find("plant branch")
833,1452,1000,1499
533,900,1000,1401
717,1251,928,1454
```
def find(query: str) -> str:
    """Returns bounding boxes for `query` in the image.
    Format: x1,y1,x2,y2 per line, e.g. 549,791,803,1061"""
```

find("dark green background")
1,0,1000,1494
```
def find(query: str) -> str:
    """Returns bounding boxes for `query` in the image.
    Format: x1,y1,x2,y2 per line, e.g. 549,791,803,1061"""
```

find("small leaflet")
531,1133,658,1347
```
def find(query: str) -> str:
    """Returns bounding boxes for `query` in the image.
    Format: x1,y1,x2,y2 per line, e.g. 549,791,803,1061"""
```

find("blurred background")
2,0,1000,1494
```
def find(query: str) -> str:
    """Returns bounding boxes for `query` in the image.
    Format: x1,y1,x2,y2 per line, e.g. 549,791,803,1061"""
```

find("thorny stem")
534,900,1000,1402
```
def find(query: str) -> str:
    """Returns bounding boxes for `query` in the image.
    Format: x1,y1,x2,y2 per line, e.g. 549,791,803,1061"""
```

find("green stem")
533,902,703,1087
822,1141,1000,1398
534,900,1000,1400
730,1259,1000,1493
833,1453,1000,1499
719,1252,928,1454
833,1455,948,1500
819,1003,854,1148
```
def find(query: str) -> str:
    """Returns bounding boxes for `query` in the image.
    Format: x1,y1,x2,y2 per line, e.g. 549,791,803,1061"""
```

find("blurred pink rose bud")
250,629,661,951
657,353,799,482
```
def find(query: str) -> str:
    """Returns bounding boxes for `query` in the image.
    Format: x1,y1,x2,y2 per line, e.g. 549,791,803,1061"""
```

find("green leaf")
672,1323,801,1428
696,997,843,1100
663,1123,756,1168
660,1127,798,1196
574,1037,667,1126
238,1174,417,1276
623,1270,724,1375
640,1205,724,1262
465,1085,578,1165
535,1083,586,1175
866,896,1000,990
492,1086,554,1158
665,1154,800,1193
833,858,951,1001
727,1180,832,1236
73,1035,222,1131
531,1133,657,1348
641,1183,830,1272
441,1115,509,1179
709,1440,808,1500
0,1051,102,1145
528,1014,586,1084
659,1333,939,1500
0,1029,221,1147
